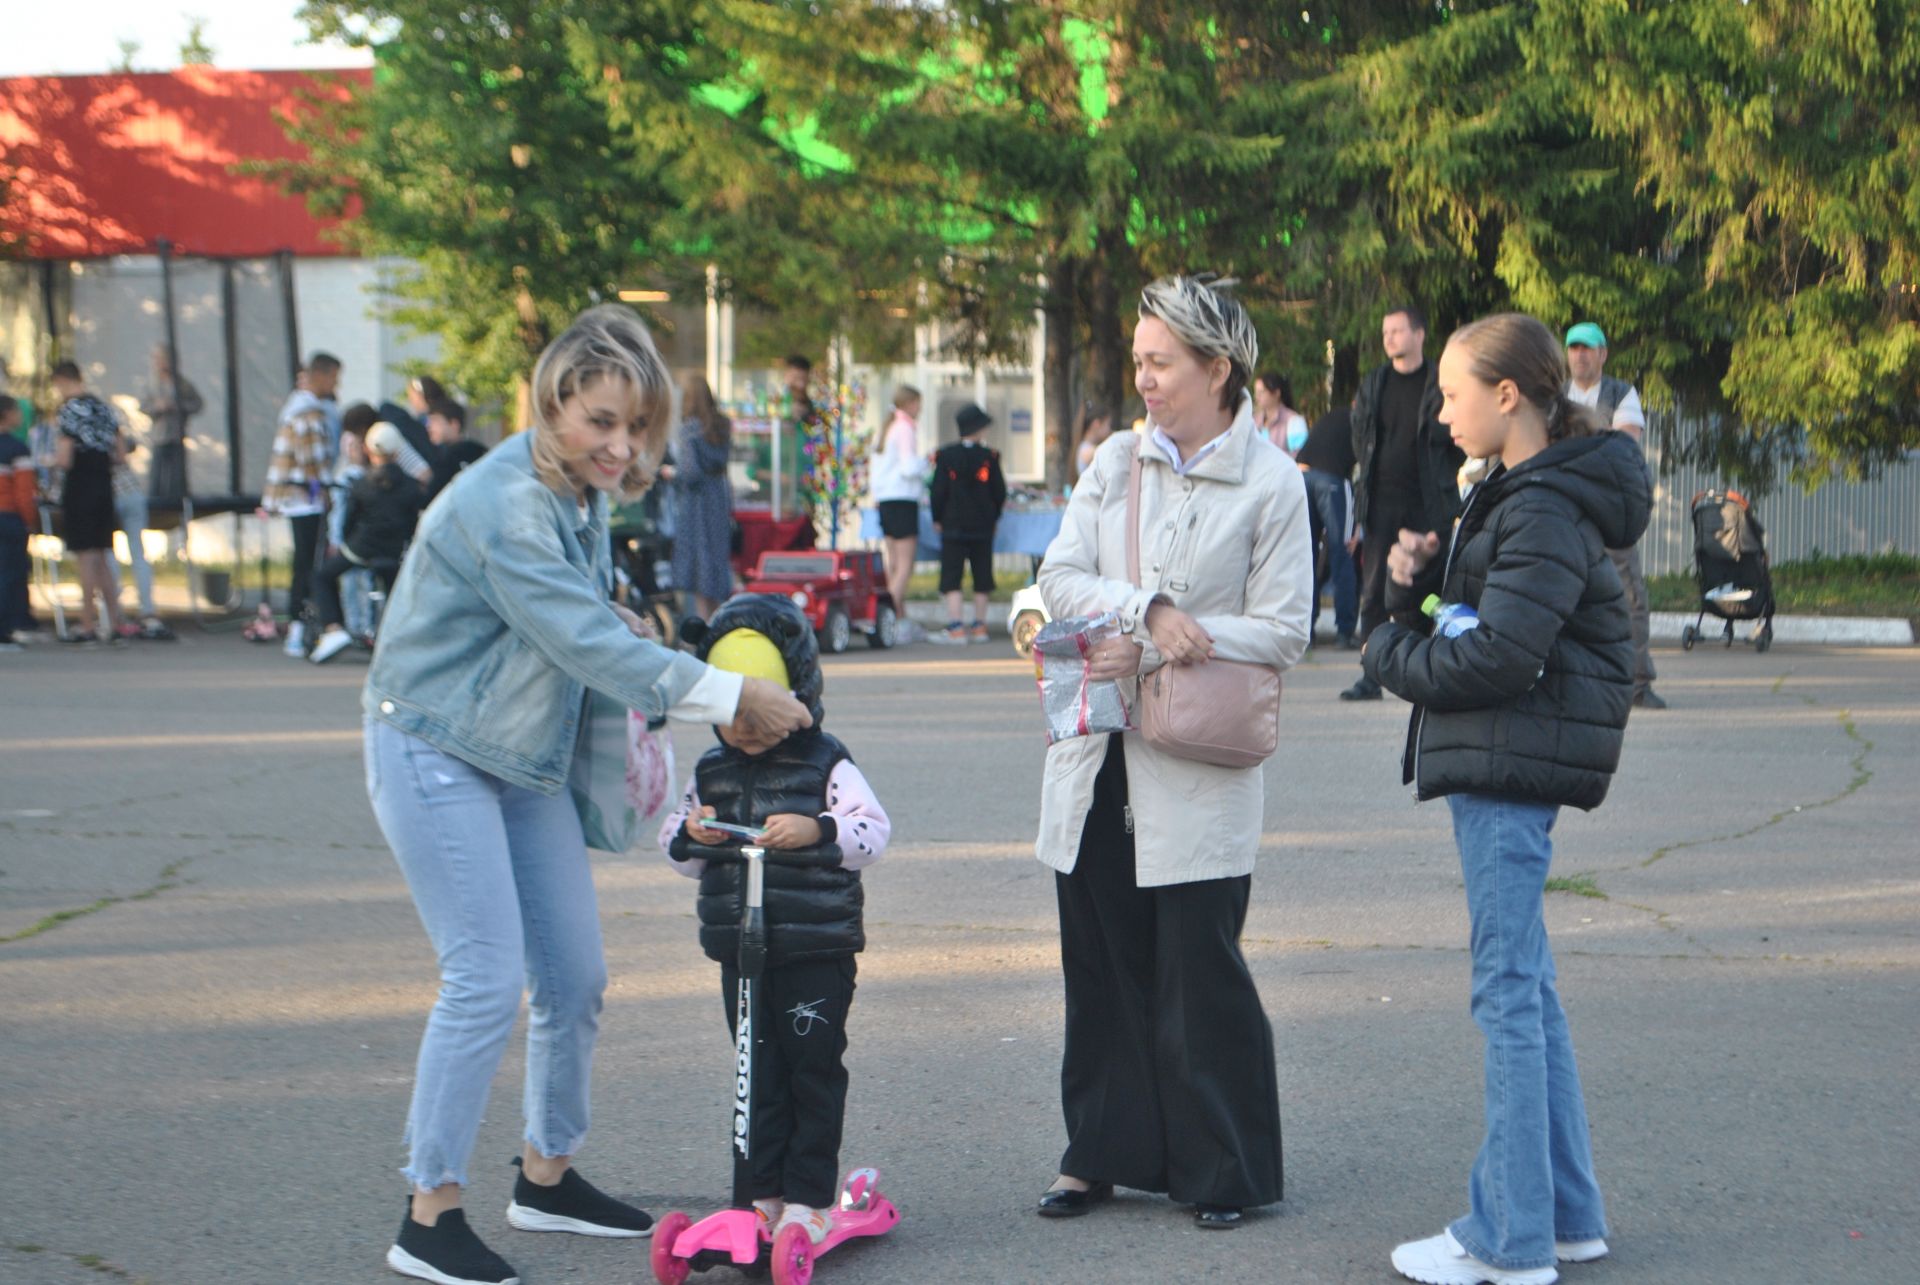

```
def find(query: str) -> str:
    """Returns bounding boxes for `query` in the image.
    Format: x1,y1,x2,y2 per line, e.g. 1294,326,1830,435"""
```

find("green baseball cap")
1564,322,1607,349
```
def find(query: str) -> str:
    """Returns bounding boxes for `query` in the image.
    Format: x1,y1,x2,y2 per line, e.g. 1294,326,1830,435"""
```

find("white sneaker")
1391,1230,1558,1285
1556,1239,1609,1263
309,628,353,664
773,1202,831,1246
283,620,306,656
752,1197,784,1228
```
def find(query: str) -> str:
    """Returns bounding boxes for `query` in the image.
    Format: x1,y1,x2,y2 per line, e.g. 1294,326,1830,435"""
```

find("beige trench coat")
1034,397,1314,886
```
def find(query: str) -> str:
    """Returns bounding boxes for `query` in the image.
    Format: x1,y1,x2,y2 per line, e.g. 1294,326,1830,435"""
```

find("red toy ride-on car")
743,550,898,654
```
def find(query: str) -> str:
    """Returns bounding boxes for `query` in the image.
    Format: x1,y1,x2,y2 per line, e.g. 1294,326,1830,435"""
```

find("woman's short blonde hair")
1139,274,1260,411
529,304,672,500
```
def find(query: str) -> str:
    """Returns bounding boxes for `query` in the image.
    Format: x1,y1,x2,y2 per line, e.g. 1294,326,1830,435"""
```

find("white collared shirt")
1150,425,1229,476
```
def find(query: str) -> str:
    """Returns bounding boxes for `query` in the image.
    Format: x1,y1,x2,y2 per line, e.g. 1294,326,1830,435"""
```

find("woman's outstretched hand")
611,601,657,641
736,676,813,739
1145,601,1215,667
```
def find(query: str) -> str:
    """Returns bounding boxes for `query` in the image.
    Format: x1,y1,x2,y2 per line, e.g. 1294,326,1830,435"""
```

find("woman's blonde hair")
529,304,672,499
1138,274,1260,411
1447,313,1603,444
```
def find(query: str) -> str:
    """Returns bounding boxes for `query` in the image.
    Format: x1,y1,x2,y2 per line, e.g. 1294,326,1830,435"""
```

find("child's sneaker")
138,616,177,641
387,1205,520,1285
929,621,967,645
504,1157,653,1238
283,620,306,657
774,1202,832,1246
967,622,990,644
753,1197,785,1229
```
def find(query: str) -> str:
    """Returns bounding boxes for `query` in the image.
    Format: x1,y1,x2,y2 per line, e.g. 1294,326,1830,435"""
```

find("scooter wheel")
771,1224,815,1285
650,1211,693,1285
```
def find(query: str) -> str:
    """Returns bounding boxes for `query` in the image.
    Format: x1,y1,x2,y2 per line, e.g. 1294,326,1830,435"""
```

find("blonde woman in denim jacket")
364,306,810,1285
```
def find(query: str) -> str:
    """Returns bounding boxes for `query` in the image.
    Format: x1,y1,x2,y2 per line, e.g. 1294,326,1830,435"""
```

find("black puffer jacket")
1363,431,1651,810
671,593,862,966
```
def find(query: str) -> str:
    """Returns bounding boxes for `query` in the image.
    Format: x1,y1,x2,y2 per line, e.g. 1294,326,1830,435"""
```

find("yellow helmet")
703,627,791,689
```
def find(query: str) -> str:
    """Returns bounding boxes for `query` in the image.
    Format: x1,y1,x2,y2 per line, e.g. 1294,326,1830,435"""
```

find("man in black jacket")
928,402,1007,644
1341,305,1466,700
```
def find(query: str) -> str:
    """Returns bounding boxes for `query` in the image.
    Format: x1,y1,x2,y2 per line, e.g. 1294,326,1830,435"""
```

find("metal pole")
277,249,302,381
221,261,241,497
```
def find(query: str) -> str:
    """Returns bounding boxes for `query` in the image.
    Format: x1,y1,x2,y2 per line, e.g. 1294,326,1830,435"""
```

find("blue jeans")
1446,793,1607,1270
113,488,156,617
365,717,608,1190
1303,469,1357,641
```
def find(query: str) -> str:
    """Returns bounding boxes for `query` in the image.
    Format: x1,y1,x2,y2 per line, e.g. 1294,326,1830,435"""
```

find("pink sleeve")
658,773,706,878
823,761,891,870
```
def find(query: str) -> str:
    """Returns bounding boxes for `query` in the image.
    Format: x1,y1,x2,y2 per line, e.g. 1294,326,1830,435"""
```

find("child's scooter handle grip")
674,842,846,867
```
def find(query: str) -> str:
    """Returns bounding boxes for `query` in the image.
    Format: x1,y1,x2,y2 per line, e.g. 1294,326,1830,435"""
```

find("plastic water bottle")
1423,594,1480,638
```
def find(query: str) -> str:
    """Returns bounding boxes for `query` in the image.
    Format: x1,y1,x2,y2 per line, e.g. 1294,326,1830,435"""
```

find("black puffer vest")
690,729,863,966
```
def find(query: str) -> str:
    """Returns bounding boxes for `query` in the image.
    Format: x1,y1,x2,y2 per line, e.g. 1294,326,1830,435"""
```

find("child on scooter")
658,594,891,1247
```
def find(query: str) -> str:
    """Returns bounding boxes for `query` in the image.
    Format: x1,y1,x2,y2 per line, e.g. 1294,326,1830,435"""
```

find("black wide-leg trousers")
1054,736,1284,1208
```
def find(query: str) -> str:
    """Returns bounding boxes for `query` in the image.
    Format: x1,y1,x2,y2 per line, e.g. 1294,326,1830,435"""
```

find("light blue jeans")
1446,793,1608,1270
113,489,156,618
365,717,608,1190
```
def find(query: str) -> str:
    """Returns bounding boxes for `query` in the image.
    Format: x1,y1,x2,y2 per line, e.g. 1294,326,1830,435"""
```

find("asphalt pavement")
2,628,1916,1284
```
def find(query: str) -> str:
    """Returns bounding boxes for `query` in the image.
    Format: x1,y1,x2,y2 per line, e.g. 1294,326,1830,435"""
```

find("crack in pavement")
3,1241,152,1282
0,858,193,946
1557,666,1878,957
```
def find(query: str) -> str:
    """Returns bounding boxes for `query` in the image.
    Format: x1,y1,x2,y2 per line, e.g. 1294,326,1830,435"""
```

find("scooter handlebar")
671,840,846,868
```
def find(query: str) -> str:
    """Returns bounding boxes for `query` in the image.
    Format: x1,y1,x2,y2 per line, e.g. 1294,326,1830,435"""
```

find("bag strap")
1125,443,1143,589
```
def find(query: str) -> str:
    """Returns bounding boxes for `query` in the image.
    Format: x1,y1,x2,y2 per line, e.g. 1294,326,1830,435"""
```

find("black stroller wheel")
1756,621,1774,653
1681,624,1698,650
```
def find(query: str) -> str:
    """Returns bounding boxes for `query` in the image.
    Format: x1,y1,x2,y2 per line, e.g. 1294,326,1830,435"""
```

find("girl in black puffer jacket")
1363,314,1647,1285
658,594,892,1249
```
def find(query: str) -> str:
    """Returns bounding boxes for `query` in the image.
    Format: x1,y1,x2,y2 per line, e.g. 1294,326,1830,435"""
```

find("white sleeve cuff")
669,666,744,725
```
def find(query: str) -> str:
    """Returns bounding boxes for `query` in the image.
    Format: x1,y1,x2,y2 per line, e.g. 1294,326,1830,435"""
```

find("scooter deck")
662,1193,900,1267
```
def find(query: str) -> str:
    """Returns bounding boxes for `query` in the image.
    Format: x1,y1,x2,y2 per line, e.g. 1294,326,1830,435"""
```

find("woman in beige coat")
1033,275,1314,1230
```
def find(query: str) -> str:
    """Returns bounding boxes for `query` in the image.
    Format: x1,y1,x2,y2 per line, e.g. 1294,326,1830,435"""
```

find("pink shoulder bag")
1125,450,1282,769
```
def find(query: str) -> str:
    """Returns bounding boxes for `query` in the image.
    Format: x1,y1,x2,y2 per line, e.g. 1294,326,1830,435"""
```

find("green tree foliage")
280,1,692,415
267,1,1916,484
179,17,216,66
1531,0,1920,480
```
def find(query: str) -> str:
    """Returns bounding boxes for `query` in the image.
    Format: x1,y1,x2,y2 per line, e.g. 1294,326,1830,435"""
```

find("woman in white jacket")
870,385,930,626
1033,275,1314,1230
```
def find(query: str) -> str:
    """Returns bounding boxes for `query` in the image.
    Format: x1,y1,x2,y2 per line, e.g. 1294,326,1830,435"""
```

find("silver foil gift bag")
1033,611,1135,745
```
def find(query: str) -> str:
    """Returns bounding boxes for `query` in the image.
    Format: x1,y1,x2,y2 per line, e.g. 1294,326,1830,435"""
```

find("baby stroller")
1681,488,1775,653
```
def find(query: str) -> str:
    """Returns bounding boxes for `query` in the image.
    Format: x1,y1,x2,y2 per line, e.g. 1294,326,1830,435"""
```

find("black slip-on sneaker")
387,1205,519,1285
505,1157,654,1238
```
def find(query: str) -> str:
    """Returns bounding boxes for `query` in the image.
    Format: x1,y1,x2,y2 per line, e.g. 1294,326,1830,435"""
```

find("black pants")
1357,499,1423,648
0,513,28,640
937,531,995,595
720,955,858,1209
286,513,323,621
1055,737,1283,1207
312,552,398,630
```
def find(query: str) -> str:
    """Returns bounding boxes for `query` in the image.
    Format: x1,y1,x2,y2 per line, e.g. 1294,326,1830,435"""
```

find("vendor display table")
857,504,1066,559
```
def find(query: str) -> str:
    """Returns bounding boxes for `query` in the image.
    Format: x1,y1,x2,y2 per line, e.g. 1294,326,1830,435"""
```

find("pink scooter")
650,843,901,1285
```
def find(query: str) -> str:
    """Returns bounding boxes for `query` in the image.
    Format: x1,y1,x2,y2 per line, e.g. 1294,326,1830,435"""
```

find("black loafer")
1194,1204,1243,1229
1036,1181,1113,1218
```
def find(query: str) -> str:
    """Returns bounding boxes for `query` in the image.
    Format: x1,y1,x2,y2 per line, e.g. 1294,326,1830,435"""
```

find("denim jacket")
364,432,710,793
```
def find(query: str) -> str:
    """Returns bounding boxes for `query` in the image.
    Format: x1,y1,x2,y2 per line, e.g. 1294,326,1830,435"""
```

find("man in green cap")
1566,322,1665,710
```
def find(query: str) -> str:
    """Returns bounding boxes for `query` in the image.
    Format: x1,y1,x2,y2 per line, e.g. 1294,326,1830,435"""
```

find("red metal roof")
0,67,369,260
